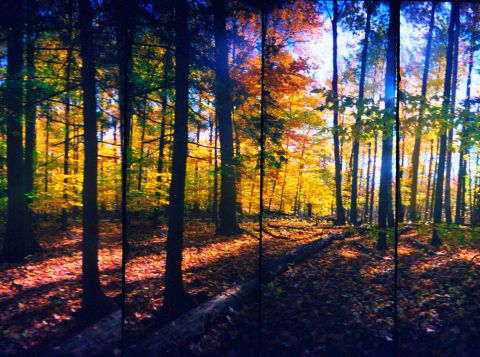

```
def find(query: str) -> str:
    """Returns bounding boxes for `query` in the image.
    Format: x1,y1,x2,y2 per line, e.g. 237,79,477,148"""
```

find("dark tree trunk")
332,0,346,225
79,0,114,323
214,0,241,235
233,111,243,215
369,135,377,223
350,2,372,226
2,0,28,262
153,48,171,226
115,0,134,263
445,10,460,225
431,3,458,246
376,0,398,250
456,18,476,225
24,0,41,252
409,2,436,222
363,142,371,222
212,116,219,224
137,103,147,192
424,139,434,221
164,0,193,312
278,148,289,214
429,137,439,221
62,6,74,229
44,109,50,193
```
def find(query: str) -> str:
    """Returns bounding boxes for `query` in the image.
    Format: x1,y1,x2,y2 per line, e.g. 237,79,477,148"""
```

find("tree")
408,2,436,222
444,5,460,225
79,0,115,323
350,1,373,226
330,0,346,225
2,0,28,262
456,5,478,225
431,2,458,246
213,0,242,235
164,0,195,313
376,0,398,250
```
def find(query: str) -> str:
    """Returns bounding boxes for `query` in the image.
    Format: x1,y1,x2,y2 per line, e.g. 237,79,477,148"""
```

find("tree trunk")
408,2,436,222
44,109,50,193
456,16,476,224
363,142,371,222
62,7,74,229
79,0,114,322
2,0,28,262
164,0,193,312
445,10,460,225
424,139,434,221
431,3,458,246
332,0,346,225
24,0,41,251
429,137,439,221
376,0,398,250
350,2,372,226
369,136,377,223
214,0,241,235
153,49,170,226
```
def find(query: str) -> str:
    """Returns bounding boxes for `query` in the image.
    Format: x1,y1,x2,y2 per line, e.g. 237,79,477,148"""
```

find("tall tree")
431,2,458,246
331,0,346,225
376,0,398,250
79,0,114,323
24,0,41,251
456,6,478,225
350,1,373,225
2,0,28,262
214,0,241,235
408,2,436,222
164,0,194,313
61,2,75,229
444,6,460,225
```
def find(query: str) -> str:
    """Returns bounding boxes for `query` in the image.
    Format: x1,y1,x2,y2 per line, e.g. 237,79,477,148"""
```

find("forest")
0,0,479,356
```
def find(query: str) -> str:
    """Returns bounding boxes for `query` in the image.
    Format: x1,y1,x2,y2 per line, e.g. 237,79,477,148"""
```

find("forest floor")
164,222,480,357
0,220,121,355
125,217,345,340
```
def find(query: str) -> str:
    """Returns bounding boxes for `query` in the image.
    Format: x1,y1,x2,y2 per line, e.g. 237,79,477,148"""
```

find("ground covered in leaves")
125,217,343,339
398,227,480,356
0,220,121,355
170,223,479,356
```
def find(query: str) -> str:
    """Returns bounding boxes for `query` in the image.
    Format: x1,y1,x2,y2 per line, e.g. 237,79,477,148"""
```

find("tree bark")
62,5,74,229
350,2,372,226
431,3,458,246
164,0,193,312
79,0,114,322
377,0,398,250
24,0,41,251
332,0,346,225
445,9,460,225
408,2,436,222
2,0,28,262
214,0,241,235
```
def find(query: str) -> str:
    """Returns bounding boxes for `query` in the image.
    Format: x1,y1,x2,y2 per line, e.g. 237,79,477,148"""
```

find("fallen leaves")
0,221,121,355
